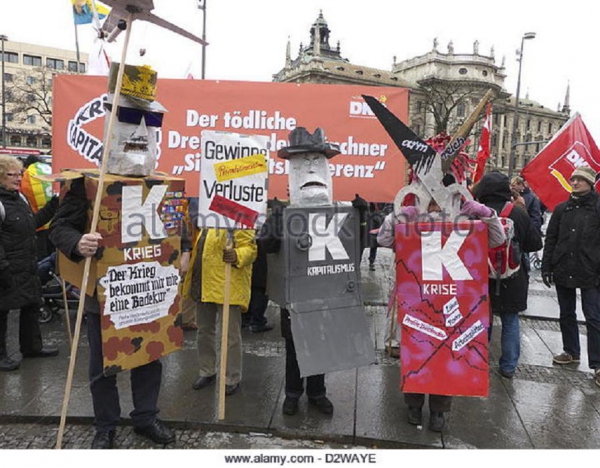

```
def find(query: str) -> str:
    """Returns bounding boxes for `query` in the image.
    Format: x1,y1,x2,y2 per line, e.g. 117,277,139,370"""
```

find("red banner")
52,76,409,202
396,220,489,397
522,113,600,211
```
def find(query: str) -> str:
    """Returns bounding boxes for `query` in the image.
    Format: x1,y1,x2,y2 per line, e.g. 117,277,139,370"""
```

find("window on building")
482,70,488,77
27,115,36,124
5,113,13,122
494,113,500,125
10,135,22,146
1,51,18,63
23,54,42,66
3,89,12,100
26,75,37,85
41,136,51,148
456,102,466,118
3,72,12,82
526,119,531,130
459,68,468,75
548,123,553,133
26,135,37,147
417,101,423,113
414,124,421,136
68,61,78,72
46,58,64,70
79,63,86,73
537,121,542,132
27,93,36,102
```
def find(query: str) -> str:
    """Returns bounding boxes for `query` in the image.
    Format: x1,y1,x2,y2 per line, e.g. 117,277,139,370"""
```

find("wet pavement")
1,249,599,450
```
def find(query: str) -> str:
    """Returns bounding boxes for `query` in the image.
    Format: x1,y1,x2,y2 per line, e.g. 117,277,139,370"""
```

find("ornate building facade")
273,12,570,175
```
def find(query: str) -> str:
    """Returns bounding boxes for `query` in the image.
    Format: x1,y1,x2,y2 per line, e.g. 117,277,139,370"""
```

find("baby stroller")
38,252,81,324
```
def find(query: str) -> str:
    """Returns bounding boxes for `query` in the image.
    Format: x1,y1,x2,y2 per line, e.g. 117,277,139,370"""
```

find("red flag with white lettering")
473,103,492,183
522,113,600,211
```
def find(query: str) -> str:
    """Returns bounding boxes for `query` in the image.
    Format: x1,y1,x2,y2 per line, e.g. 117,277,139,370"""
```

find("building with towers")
273,11,570,175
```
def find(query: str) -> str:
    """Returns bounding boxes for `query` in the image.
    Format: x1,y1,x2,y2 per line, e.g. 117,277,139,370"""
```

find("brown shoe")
552,352,580,365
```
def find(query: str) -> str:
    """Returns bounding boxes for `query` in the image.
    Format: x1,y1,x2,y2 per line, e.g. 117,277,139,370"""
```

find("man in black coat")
511,176,543,234
474,172,543,379
541,166,600,388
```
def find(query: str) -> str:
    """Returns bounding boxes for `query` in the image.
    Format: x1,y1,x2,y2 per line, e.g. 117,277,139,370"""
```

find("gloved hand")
352,194,369,213
542,271,554,288
397,206,419,222
223,247,238,265
460,200,493,218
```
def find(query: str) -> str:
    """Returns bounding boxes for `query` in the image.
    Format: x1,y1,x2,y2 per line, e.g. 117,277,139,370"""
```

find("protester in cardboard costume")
50,64,181,449
377,172,505,432
263,127,375,416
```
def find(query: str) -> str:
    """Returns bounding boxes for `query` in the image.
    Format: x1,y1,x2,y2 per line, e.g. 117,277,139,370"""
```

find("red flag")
473,103,492,183
522,113,600,211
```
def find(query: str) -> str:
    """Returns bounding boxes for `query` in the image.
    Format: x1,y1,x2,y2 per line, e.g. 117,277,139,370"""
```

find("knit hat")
571,166,597,186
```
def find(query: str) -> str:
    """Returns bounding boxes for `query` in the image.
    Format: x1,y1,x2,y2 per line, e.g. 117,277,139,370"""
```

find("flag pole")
55,10,135,450
72,11,81,70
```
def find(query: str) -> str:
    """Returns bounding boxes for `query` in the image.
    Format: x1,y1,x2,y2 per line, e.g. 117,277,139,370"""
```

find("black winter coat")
48,178,89,263
474,171,543,314
542,190,600,289
0,186,57,309
487,203,542,314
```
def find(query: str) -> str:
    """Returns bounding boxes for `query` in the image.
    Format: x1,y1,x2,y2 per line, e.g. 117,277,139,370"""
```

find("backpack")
488,202,521,295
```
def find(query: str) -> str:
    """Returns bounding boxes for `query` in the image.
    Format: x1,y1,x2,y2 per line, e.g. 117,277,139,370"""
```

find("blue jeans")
555,285,600,369
489,312,520,373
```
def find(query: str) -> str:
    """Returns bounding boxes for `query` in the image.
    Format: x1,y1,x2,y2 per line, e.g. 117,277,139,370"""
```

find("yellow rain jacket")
183,228,257,310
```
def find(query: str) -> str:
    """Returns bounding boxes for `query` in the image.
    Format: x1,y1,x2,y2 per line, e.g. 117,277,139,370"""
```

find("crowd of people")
2,144,600,446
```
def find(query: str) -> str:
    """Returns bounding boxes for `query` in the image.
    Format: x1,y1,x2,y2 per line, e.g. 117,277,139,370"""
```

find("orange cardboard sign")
52,76,409,202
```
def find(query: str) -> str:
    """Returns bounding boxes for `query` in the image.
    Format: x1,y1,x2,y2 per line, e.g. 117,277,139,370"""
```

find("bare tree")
417,77,498,135
8,66,61,130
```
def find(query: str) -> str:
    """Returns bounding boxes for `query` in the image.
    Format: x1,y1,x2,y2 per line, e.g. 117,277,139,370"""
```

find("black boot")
0,311,19,371
0,354,20,371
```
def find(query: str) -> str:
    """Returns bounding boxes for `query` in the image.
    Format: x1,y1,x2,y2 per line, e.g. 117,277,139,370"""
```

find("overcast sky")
1,0,599,138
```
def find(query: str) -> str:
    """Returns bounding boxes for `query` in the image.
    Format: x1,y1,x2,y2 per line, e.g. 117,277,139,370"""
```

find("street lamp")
198,0,207,79
1,34,7,149
507,32,536,179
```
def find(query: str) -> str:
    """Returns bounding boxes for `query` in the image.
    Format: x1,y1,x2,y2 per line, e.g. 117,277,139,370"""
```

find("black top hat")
277,127,341,159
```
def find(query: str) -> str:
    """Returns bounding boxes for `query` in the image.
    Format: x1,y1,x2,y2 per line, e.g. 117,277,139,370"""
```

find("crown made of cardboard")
277,127,341,159
108,62,157,102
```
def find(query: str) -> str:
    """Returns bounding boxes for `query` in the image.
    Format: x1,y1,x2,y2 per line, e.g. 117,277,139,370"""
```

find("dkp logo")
421,230,473,281
308,213,350,262
122,185,168,243
549,141,599,191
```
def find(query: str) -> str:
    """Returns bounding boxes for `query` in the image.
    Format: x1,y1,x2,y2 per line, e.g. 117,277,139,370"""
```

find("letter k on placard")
308,213,350,262
421,230,473,281
122,185,168,243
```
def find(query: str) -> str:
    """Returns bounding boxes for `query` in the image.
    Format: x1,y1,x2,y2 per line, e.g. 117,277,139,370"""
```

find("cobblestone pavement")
0,423,367,450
